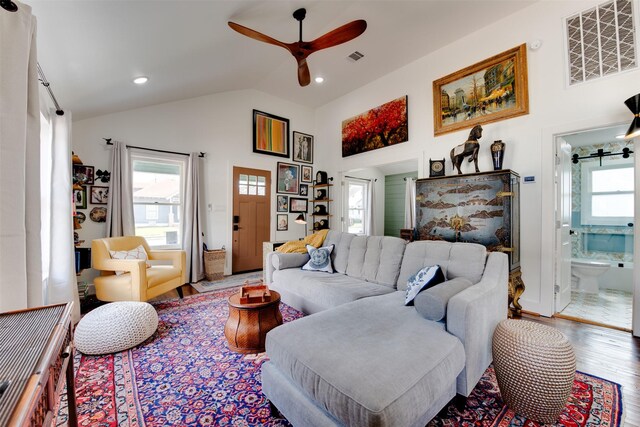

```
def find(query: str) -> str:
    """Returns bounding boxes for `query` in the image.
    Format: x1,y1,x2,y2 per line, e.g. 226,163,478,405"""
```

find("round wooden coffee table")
224,290,283,354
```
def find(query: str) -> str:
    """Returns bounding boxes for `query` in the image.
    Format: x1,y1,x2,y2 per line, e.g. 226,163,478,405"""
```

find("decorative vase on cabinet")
415,170,524,317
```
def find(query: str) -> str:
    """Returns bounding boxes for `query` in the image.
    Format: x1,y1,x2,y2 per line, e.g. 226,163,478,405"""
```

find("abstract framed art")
276,162,299,194
253,109,290,158
433,44,529,136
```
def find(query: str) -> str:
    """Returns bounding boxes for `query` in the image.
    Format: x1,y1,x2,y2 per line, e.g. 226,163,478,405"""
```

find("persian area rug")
58,288,623,427
191,271,263,293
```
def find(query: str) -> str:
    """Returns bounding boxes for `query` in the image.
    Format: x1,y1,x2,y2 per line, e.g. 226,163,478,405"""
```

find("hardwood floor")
153,288,639,425
524,314,639,426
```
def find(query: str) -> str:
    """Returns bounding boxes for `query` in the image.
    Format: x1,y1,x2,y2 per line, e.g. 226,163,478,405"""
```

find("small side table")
224,290,283,353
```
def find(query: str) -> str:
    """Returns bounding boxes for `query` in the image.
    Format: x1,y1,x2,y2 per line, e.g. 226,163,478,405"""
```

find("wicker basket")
204,249,226,281
492,319,576,424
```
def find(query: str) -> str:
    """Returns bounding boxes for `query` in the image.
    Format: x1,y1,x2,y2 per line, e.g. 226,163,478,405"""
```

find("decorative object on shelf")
90,185,109,204
90,206,107,223
319,219,329,229
342,96,408,157
490,140,506,170
301,165,313,183
415,170,524,317
276,162,299,194
293,131,313,164
315,188,327,200
433,44,529,136
277,195,289,212
571,147,634,166
429,158,446,177
624,93,640,139
73,164,94,186
277,214,288,231
315,170,328,185
314,204,327,215
95,169,111,183
299,184,308,196
228,8,366,87
289,197,308,213
253,110,290,158
451,125,483,175
74,187,87,209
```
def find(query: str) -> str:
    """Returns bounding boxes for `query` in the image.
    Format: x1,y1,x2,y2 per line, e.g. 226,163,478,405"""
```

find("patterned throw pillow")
404,265,445,306
109,245,150,276
302,244,335,273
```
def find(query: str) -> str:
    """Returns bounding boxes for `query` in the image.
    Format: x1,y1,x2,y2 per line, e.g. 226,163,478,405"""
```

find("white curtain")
106,141,135,237
364,180,375,236
182,153,204,283
41,110,80,322
0,3,44,312
403,178,416,229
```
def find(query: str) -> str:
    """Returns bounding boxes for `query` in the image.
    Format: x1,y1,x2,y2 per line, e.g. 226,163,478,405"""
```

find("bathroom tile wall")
571,140,634,263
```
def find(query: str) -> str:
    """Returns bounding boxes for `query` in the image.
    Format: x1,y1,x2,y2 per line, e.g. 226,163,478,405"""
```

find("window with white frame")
344,179,370,235
581,157,634,225
132,153,185,249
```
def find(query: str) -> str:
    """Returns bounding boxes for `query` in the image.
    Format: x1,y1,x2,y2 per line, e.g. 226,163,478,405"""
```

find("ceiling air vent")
347,51,365,62
565,0,637,85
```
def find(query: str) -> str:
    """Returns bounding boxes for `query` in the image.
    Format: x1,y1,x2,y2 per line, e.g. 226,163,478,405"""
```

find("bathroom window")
581,158,634,226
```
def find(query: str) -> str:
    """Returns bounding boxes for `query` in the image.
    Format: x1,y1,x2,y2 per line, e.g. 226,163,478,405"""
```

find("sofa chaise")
263,231,508,426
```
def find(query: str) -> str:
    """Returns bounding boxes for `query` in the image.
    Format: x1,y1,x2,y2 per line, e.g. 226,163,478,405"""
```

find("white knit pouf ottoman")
75,302,158,355
492,319,576,424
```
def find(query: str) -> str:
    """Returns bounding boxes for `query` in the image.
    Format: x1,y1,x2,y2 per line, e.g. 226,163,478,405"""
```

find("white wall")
73,89,314,281
315,0,640,316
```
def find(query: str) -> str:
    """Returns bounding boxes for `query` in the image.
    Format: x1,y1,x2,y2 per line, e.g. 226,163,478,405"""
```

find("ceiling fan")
228,8,367,87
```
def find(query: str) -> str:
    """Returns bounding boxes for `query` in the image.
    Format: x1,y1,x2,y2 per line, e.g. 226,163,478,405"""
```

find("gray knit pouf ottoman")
492,319,576,424
75,302,158,355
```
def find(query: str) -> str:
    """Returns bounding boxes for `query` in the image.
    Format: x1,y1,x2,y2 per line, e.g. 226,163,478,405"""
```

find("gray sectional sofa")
263,231,508,427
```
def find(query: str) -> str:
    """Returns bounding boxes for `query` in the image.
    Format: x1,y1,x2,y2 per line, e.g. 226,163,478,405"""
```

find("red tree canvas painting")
342,96,408,157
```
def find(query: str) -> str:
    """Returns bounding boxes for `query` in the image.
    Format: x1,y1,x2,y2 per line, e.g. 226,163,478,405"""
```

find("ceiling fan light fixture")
314,76,324,84
133,76,149,85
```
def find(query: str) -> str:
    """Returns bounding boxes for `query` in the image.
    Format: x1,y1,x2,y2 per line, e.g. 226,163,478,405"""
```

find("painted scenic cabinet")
415,170,524,315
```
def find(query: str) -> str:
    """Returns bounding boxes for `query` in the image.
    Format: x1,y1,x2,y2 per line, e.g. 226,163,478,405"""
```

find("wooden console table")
0,303,77,426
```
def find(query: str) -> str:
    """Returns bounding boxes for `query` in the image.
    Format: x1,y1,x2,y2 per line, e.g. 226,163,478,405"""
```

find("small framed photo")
277,214,288,231
253,110,290,158
293,131,313,164
277,195,289,212
299,184,309,197
90,186,109,204
289,197,308,213
74,187,87,209
301,165,313,183
277,162,299,194
73,165,94,186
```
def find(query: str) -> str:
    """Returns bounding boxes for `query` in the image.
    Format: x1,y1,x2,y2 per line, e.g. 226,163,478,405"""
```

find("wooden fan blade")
297,58,311,86
228,21,290,51
309,20,367,52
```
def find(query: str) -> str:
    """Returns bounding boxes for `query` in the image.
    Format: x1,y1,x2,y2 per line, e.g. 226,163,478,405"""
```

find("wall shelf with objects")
312,174,333,232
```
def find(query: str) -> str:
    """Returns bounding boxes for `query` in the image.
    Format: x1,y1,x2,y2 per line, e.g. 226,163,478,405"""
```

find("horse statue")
450,125,483,175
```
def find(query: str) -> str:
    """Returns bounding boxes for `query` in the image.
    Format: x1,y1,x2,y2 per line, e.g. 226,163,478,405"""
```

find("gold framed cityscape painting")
433,44,528,136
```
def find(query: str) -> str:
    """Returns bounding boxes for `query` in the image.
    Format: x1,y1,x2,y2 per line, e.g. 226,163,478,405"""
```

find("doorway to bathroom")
554,124,634,331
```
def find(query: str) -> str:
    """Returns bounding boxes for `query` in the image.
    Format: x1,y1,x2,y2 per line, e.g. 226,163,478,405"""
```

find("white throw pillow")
404,265,445,306
302,244,335,273
109,244,150,276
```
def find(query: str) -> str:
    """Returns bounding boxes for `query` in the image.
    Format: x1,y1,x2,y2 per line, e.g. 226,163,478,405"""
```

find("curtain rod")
37,63,64,116
104,139,206,158
344,175,377,182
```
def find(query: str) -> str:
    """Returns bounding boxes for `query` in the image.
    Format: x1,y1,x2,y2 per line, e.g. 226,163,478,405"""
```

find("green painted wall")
384,171,418,237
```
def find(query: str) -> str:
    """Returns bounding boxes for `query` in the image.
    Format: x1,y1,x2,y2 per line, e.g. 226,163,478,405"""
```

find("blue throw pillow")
404,265,445,306
302,244,335,273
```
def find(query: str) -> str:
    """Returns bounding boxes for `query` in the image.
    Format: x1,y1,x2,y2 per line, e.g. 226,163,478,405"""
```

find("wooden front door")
232,167,271,273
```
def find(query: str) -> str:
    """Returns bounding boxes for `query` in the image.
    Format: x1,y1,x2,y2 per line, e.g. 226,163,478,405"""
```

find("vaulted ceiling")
29,0,536,120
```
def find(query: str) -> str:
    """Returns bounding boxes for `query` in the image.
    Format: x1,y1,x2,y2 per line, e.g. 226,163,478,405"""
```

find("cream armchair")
92,236,187,302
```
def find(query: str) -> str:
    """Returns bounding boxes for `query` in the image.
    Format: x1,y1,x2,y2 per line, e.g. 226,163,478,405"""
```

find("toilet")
570,260,610,293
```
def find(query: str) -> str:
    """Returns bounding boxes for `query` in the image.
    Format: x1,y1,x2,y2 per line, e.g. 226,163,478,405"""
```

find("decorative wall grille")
566,0,637,85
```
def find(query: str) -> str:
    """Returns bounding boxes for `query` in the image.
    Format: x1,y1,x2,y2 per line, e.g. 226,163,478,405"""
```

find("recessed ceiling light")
315,76,324,84
133,76,148,85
